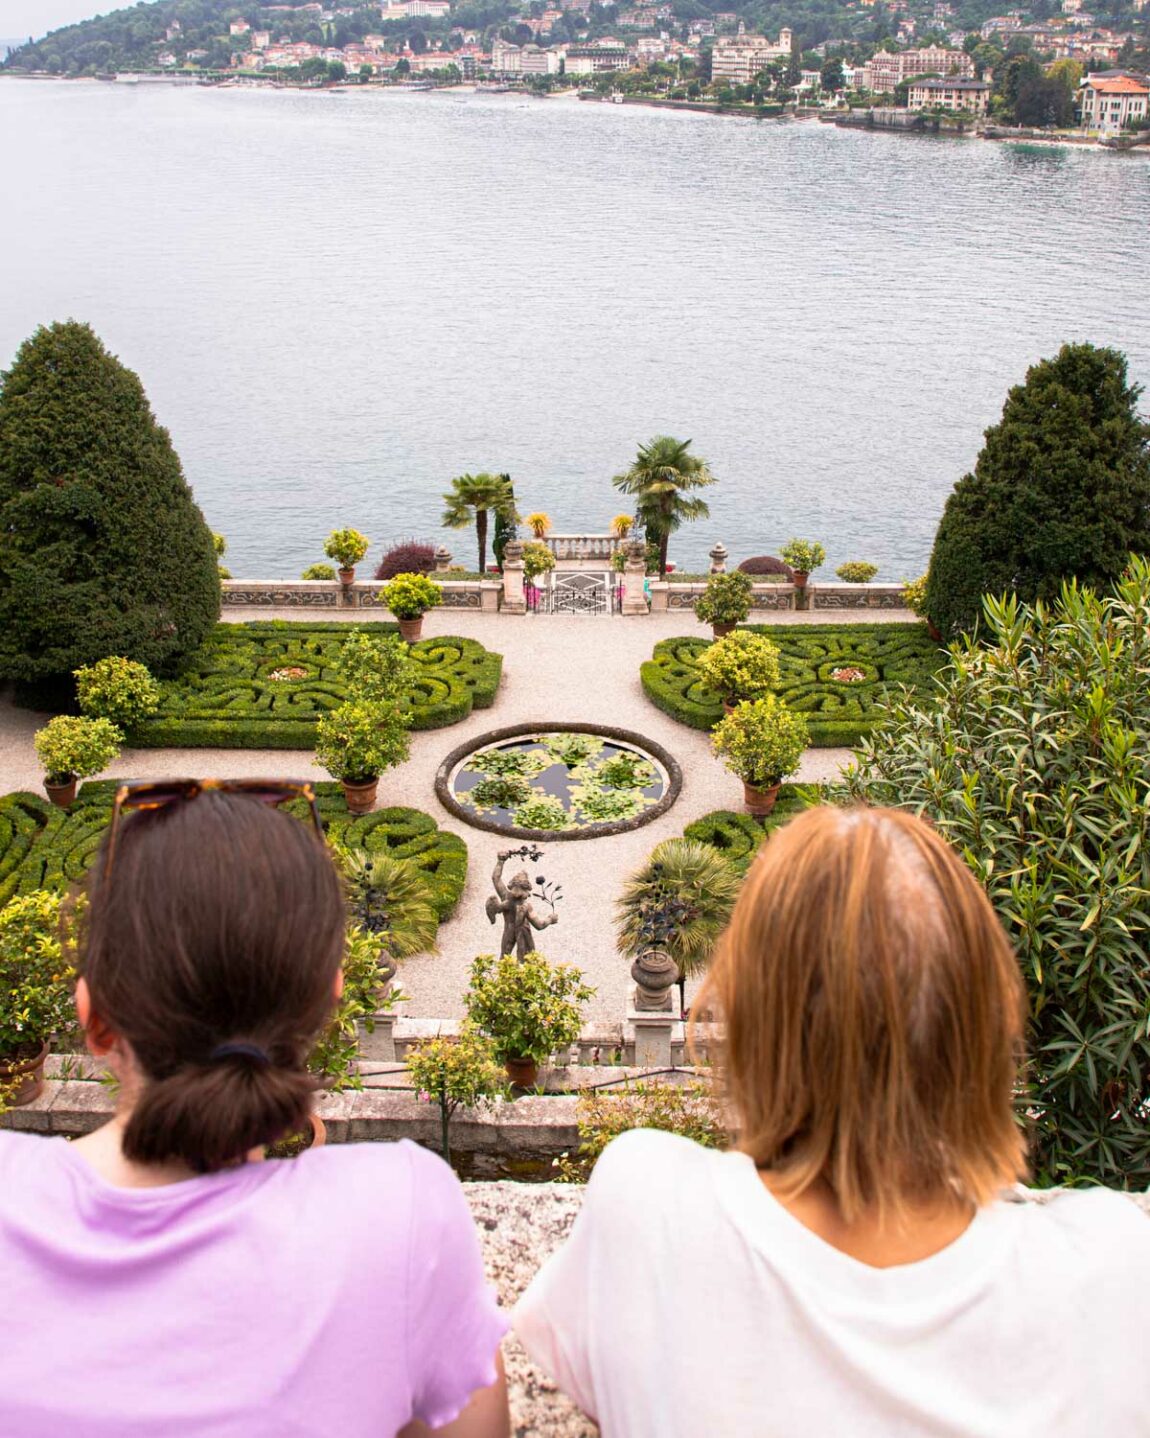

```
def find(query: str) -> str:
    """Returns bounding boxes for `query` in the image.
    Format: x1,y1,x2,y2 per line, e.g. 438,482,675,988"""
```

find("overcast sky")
1,0,109,41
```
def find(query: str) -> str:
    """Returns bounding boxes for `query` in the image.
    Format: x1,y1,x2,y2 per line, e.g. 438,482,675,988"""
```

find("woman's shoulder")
1011,1187,1150,1255
585,1130,732,1219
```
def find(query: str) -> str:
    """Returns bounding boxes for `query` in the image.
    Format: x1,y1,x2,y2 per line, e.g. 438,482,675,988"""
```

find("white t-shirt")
514,1129,1150,1438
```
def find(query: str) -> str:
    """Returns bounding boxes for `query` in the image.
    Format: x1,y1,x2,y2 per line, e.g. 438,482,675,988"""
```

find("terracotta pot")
44,778,77,809
0,1041,50,1107
711,622,735,638
397,616,424,643
792,571,809,589
743,780,781,818
341,777,379,814
338,567,355,586
504,1055,539,1088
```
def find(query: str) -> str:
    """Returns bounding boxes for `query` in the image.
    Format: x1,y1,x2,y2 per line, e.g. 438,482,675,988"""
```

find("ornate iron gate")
527,572,620,615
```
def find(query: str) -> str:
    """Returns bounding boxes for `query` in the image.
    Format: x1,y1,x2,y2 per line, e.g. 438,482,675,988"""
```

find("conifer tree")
924,344,1150,639
0,322,220,682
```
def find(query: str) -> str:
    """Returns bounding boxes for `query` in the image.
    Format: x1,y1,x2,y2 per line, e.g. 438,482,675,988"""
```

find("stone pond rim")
434,722,683,842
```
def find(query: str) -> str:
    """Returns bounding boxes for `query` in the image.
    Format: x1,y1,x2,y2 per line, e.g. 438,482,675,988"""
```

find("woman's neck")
757,1169,976,1269
70,1115,204,1188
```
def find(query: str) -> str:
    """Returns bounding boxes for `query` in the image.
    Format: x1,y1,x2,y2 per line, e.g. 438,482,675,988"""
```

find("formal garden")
0,322,1149,1202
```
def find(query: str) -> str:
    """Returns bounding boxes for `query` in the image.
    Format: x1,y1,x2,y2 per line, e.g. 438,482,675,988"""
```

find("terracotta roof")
1085,75,1149,92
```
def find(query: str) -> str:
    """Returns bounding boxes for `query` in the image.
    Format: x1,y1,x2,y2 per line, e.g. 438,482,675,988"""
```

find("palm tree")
615,839,741,1013
612,436,717,577
442,472,517,574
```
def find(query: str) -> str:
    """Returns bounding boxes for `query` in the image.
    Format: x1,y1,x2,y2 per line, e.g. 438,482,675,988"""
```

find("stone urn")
342,777,378,815
743,780,781,819
631,948,680,1012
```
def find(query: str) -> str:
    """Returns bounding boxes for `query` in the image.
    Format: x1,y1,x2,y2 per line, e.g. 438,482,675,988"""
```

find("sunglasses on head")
103,779,325,886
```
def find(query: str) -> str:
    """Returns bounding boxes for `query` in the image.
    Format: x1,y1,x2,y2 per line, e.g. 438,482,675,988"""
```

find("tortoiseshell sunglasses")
102,779,325,886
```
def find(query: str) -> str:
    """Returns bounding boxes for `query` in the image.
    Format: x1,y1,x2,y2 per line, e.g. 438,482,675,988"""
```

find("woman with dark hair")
515,805,1150,1437
0,783,509,1438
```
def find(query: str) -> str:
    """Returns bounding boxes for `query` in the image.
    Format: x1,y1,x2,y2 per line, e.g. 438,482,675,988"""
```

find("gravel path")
0,606,914,1021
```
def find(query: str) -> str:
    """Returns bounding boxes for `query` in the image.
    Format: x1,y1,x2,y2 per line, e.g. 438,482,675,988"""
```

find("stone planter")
743,780,782,818
504,1055,539,1089
0,1041,50,1107
341,778,379,814
397,616,424,643
44,778,77,810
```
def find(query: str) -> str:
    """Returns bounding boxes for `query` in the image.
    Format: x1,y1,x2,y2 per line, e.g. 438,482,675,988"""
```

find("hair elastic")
210,1041,271,1067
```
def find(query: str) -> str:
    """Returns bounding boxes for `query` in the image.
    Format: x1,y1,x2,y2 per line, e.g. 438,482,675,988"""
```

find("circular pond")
435,723,682,840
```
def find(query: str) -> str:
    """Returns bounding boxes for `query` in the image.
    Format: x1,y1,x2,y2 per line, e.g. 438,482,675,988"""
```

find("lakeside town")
3,0,1149,138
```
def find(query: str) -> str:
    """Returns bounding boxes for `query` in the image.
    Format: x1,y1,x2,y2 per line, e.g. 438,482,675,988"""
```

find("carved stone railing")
648,582,910,614
221,579,501,612
543,533,620,563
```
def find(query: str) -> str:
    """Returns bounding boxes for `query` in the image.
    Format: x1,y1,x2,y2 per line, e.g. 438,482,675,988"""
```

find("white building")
710,28,792,84
907,76,990,111
1078,72,1150,129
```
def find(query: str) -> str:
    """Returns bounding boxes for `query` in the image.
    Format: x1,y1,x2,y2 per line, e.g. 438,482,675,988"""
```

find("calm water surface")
2,81,1148,579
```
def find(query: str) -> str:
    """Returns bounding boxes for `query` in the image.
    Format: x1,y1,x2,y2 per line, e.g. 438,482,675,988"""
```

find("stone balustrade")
541,534,621,563
221,578,501,612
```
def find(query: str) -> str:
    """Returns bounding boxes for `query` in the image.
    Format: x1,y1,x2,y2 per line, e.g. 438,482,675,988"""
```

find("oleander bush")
0,782,468,920
836,567,1150,1188
641,624,943,745
122,623,501,747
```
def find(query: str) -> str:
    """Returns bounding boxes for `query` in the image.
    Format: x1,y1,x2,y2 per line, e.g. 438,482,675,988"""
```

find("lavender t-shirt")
0,1131,507,1437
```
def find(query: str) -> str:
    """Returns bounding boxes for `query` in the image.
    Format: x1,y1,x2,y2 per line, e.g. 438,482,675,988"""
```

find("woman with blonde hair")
515,805,1150,1436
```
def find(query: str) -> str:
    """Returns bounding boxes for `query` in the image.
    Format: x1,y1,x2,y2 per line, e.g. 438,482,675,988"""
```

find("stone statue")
487,848,560,960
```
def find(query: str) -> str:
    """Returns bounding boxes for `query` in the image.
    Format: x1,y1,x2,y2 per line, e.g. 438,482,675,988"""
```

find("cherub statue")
486,849,560,960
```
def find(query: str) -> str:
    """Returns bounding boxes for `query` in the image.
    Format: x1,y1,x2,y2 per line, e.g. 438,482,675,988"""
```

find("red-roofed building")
1079,72,1149,129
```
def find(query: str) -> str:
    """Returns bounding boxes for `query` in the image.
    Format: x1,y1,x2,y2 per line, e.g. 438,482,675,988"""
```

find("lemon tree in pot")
33,715,122,808
464,950,594,1089
693,569,754,637
324,527,370,586
314,700,410,814
779,538,826,591
695,630,781,712
380,571,442,643
0,891,79,1110
712,695,808,818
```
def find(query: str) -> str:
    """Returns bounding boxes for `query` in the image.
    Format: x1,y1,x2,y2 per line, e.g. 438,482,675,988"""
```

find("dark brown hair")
697,805,1029,1222
83,793,346,1173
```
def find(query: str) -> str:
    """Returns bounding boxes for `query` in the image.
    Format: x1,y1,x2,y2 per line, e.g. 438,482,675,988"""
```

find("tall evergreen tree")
0,322,221,682
924,344,1150,639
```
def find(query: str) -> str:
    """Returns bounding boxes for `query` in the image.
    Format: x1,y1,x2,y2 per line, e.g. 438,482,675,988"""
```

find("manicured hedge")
641,624,943,746
682,787,817,873
130,623,503,749
0,782,467,921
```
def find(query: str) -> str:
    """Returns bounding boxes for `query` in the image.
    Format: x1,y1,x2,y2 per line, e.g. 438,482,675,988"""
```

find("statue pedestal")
501,541,527,614
357,1003,406,1062
626,986,683,1069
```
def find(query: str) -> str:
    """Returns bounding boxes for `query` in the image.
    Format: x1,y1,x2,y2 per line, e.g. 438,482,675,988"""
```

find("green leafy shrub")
407,1032,507,1162
713,696,808,788
465,950,595,1064
129,624,502,746
334,630,416,706
835,561,878,584
514,796,570,830
0,889,78,1063
0,321,220,682
34,716,121,785
381,572,442,619
301,563,337,581
323,528,370,569
924,344,1150,641
560,1080,727,1180
902,574,929,616
616,838,743,981
837,564,1150,1188
779,538,826,575
640,625,943,744
681,791,816,872
694,630,780,704
212,532,230,579
74,657,160,731
693,570,754,627
522,541,556,582
315,701,410,784
0,784,468,920
307,925,400,1091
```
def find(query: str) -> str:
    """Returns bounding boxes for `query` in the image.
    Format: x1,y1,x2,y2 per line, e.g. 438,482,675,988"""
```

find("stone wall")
221,579,502,611
649,581,909,613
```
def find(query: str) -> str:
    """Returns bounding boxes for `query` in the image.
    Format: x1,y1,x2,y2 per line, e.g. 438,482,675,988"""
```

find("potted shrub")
407,1031,507,1163
610,514,634,542
380,571,442,643
695,630,781,712
712,695,808,818
835,561,878,584
464,950,595,1088
779,538,826,591
33,715,122,808
693,570,754,637
74,656,161,733
524,512,552,540
324,527,370,586
301,562,337,581
522,541,556,587
0,891,78,1108
314,700,410,813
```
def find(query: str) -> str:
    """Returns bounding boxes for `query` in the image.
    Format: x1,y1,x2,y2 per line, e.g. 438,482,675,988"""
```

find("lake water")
2,80,1148,580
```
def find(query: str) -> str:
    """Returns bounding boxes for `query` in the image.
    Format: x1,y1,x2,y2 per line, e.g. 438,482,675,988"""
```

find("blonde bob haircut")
697,805,1028,1223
